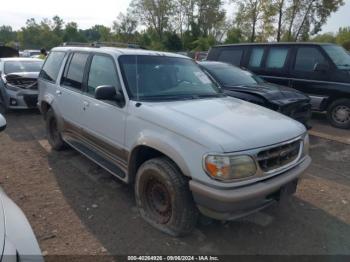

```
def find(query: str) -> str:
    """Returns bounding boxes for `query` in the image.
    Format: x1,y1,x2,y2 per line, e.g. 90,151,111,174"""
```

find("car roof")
0,57,43,62
51,46,191,59
213,42,336,48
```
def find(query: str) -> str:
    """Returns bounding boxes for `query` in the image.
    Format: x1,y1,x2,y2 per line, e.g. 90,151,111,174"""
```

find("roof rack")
61,41,142,49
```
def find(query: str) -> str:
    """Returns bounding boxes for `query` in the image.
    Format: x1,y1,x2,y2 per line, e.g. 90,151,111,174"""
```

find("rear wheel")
327,99,350,129
135,157,198,236
46,109,66,150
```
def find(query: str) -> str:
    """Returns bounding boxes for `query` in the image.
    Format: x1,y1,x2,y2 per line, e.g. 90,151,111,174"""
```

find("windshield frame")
322,44,350,70
4,60,43,75
118,55,223,102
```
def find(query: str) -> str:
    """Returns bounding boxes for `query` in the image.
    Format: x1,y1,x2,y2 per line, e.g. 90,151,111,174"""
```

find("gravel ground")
0,110,349,257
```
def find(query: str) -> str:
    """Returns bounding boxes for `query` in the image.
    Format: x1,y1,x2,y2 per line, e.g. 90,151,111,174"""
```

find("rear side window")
61,53,89,90
266,47,289,69
87,55,120,95
249,47,264,67
217,49,243,66
39,51,65,82
294,47,327,72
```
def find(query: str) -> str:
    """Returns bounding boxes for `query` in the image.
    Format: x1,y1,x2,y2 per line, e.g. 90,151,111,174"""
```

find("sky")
0,0,349,33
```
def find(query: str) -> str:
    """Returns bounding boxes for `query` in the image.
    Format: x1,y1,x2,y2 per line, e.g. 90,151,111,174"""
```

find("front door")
80,54,127,163
289,46,332,110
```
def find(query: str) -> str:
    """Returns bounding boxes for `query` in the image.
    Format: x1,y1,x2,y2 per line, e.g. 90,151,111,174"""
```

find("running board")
65,139,127,179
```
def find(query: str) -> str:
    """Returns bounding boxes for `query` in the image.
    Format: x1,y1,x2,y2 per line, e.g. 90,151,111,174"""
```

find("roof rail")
61,41,142,49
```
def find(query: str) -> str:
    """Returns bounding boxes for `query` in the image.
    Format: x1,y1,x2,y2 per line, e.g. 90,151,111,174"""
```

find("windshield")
4,61,43,74
202,63,264,86
322,45,350,70
119,55,222,101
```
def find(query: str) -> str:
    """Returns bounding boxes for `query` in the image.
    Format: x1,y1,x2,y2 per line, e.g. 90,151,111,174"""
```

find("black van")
207,43,350,129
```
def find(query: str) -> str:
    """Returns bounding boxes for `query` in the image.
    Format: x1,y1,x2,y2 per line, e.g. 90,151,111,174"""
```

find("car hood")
136,97,306,152
223,82,309,105
5,72,40,79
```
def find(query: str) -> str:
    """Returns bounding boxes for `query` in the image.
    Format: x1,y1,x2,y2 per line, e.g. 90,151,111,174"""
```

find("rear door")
259,45,292,87
289,45,332,110
58,52,89,133
80,53,127,162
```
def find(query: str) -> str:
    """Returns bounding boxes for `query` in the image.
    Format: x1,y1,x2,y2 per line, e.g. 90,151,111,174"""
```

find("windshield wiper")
137,95,197,101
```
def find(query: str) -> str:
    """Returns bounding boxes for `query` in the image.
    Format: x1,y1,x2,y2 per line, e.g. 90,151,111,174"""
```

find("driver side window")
294,47,327,72
87,55,120,95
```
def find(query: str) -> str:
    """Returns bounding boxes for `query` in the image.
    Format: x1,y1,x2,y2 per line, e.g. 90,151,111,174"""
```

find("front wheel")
46,109,66,150
327,99,350,129
135,157,198,236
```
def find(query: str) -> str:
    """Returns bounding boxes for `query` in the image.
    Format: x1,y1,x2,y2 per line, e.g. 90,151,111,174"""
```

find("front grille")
257,140,301,173
23,94,38,108
6,76,38,90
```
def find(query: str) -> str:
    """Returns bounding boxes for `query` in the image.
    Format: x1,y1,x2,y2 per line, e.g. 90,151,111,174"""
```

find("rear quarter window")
217,49,243,66
39,51,66,82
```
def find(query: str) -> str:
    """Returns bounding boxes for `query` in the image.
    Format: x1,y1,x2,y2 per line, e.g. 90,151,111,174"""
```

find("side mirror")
94,85,124,102
0,114,6,132
314,63,329,72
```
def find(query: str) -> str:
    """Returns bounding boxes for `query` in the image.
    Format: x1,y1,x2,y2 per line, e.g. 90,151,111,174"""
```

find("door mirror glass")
0,114,6,132
94,85,123,102
314,63,329,72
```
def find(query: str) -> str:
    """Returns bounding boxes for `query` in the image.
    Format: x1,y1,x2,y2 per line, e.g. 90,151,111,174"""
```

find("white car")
0,114,43,261
38,45,311,236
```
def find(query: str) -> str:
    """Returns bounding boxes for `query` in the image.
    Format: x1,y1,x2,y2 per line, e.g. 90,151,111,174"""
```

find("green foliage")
0,1,347,52
225,28,245,44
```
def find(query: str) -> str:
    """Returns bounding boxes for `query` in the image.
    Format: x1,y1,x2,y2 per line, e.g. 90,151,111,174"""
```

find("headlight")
303,134,310,156
204,154,257,181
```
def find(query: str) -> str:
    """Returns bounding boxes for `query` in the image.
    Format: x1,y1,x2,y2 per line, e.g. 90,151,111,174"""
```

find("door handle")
56,90,62,95
83,101,89,110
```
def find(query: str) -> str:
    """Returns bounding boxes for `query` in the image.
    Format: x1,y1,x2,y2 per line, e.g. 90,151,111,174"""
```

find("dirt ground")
0,110,349,257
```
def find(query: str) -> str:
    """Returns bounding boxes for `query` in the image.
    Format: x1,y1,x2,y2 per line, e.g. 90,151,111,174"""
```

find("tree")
162,32,183,51
233,0,275,42
225,27,245,44
130,0,174,40
336,27,350,48
63,22,86,42
282,0,344,41
311,32,336,43
0,26,16,45
113,12,138,35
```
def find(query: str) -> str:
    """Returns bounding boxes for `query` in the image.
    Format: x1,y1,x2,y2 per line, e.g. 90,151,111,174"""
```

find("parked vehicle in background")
194,51,208,61
207,43,350,129
199,61,312,127
38,45,311,236
0,114,43,261
0,45,19,58
0,58,43,114
22,49,41,58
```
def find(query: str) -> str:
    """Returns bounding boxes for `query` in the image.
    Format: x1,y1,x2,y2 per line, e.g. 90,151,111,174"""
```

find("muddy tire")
327,99,350,129
135,157,198,236
46,109,66,150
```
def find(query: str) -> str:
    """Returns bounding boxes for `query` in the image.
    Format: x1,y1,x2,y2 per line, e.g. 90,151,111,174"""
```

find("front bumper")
4,88,38,109
190,156,311,220
280,101,312,127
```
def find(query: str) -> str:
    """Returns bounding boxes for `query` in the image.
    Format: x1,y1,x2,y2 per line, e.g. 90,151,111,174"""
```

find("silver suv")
38,46,311,236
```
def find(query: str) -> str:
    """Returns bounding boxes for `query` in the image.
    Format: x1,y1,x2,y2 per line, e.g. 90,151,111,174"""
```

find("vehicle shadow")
47,149,350,255
3,109,45,142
